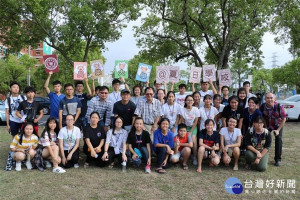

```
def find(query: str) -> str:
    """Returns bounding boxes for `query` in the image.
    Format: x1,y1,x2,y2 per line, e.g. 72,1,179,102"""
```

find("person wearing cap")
113,89,136,132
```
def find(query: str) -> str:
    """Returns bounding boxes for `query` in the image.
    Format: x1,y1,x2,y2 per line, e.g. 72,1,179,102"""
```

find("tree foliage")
0,0,141,65
252,68,273,92
135,0,273,69
271,0,300,58
0,55,37,93
272,58,300,93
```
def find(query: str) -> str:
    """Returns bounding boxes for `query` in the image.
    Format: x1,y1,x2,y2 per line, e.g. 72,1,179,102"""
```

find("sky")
102,18,293,74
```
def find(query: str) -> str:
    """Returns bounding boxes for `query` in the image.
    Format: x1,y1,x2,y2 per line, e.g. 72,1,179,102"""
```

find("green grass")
0,122,299,200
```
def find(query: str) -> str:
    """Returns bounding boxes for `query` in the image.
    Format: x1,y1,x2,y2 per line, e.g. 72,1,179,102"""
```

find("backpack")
7,95,25,115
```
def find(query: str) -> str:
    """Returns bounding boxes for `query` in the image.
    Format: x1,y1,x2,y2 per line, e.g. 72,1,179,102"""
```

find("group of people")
5,72,287,174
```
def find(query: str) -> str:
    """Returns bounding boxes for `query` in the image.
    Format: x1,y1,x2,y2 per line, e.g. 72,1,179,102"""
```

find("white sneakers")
15,162,22,171
74,163,79,168
25,160,32,170
52,167,66,173
45,160,52,168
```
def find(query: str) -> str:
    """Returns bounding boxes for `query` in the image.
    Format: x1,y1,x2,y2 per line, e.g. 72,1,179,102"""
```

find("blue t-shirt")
153,129,174,152
243,108,262,129
59,96,82,125
48,92,65,119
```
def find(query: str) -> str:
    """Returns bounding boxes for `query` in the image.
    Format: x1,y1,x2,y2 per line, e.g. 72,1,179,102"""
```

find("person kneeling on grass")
127,117,152,173
219,116,242,171
83,112,106,168
39,117,65,173
102,116,128,169
153,118,174,174
10,123,38,171
170,123,193,170
58,114,81,169
197,119,220,173
244,116,272,172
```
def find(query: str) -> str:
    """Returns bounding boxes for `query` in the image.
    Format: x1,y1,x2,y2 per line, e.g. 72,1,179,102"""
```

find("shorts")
9,121,22,136
170,147,189,160
187,126,197,136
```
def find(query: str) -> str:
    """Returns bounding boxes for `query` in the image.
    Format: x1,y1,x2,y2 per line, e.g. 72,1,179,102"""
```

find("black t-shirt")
221,105,244,127
74,93,92,117
113,100,136,126
17,100,43,124
127,130,151,149
244,128,272,150
197,129,219,147
83,125,106,151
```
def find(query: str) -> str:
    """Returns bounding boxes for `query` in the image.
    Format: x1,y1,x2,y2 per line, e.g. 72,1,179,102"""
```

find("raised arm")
84,78,92,96
44,71,53,95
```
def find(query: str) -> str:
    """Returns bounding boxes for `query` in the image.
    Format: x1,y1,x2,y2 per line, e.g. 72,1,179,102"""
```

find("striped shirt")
134,98,163,124
85,96,112,126
10,134,38,150
39,132,58,147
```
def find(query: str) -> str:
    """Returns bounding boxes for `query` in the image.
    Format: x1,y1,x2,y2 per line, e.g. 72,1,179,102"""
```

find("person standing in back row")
74,79,92,129
260,92,286,167
44,71,65,120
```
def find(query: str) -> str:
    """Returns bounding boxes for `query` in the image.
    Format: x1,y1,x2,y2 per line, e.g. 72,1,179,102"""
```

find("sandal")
245,164,251,170
182,164,189,170
155,168,166,174
196,168,202,173
84,162,89,168
108,162,114,169
209,162,214,167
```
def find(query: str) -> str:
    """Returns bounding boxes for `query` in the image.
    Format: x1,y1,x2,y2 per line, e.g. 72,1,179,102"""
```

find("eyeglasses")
186,99,194,102
146,93,153,96
66,119,74,121
100,92,108,94
228,120,237,123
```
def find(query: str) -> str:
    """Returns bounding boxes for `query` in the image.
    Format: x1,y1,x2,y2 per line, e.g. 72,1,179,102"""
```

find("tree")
252,68,273,92
230,58,251,88
272,58,300,93
0,55,37,93
134,0,273,69
271,0,300,58
0,0,141,66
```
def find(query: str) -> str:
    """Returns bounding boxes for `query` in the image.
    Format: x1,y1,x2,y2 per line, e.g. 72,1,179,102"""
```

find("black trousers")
83,148,105,167
274,128,283,162
105,147,123,165
63,148,79,168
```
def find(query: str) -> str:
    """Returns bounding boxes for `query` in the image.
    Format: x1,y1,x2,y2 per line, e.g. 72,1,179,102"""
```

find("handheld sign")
114,60,129,78
169,66,180,83
203,65,216,82
74,62,87,80
189,66,202,83
156,66,170,83
136,63,152,82
218,69,232,86
91,60,104,78
43,55,59,73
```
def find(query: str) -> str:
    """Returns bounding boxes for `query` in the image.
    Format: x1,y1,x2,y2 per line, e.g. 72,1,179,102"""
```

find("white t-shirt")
108,91,122,117
162,102,181,127
58,126,81,150
5,95,26,123
219,127,241,146
199,106,219,131
214,104,225,126
175,94,187,107
199,90,213,107
180,107,200,127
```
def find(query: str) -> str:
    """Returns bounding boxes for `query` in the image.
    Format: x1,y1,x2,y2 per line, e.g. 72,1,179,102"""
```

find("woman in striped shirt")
10,122,38,171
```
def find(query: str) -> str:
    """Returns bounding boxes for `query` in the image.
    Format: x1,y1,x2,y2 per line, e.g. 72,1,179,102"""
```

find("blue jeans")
156,147,169,168
98,120,105,129
129,146,149,167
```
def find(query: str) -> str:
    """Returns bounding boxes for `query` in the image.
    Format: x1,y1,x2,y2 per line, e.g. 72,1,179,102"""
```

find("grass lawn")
0,122,299,200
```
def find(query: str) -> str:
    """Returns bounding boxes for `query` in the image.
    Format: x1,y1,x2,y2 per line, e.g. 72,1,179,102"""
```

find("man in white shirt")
108,79,122,127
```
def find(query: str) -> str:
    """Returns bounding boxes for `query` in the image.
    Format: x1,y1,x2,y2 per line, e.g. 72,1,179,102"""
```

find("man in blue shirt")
44,71,65,119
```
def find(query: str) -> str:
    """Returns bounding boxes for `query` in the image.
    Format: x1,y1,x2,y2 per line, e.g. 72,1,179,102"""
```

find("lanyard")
231,109,237,117
113,92,120,102
26,102,33,115
168,103,175,117
161,133,168,144
228,130,234,144
135,132,143,148
205,106,211,119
